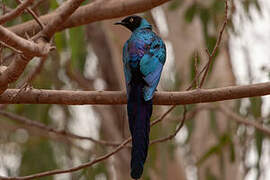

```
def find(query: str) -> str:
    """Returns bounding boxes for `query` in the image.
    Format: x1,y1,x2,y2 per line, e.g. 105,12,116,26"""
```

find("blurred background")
0,0,270,179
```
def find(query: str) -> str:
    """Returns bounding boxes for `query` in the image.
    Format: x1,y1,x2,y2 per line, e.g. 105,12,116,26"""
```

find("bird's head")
114,15,152,32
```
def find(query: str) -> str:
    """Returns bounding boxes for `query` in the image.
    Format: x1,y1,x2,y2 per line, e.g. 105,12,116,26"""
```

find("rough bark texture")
0,82,269,105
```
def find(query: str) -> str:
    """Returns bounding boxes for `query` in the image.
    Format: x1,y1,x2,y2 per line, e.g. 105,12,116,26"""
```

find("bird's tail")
127,82,152,179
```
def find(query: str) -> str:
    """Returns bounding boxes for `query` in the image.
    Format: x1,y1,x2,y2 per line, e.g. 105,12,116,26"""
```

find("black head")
114,16,143,32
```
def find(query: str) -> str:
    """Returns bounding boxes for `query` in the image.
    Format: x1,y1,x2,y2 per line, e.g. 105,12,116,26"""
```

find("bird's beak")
114,21,123,25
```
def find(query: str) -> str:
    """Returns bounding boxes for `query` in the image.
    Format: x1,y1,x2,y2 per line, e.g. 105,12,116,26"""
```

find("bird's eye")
130,18,133,23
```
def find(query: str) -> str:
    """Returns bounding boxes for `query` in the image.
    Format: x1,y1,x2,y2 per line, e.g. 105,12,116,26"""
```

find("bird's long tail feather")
127,82,152,179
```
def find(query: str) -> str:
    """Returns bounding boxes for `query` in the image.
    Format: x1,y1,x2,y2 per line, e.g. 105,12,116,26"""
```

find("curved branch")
0,25,50,56
0,0,34,24
218,104,270,136
0,82,269,105
9,0,170,36
0,0,85,95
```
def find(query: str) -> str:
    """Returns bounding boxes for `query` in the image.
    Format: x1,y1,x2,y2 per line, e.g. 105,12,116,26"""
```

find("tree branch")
15,0,45,30
34,0,86,40
0,82,269,105
218,104,270,137
199,0,229,88
0,110,123,147
9,0,170,36
0,25,50,56
0,0,34,24
0,0,85,95
0,93,177,180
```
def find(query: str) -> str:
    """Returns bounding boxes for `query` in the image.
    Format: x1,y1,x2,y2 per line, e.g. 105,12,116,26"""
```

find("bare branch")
0,82,270,105
17,56,47,88
0,137,131,180
0,94,177,180
15,0,45,30
151,106,187,144
0,41,23,54
199,0,229,88
0,110,122,147
0,25,50,56
0,0,34,24
34,0,86,40
9,0,170,36
218,104,270,137
0,0,85,95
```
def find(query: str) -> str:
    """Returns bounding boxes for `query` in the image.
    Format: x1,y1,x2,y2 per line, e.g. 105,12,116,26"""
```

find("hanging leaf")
50,0,59,10
68,26,87,73
196,133,231,166
249,97,262,118
20,139,58,180
189,51,201,85
168,0,183,11
54,31,67,52
184,3,198,23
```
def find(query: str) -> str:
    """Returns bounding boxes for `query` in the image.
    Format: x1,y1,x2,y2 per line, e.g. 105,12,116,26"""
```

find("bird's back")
123,28,166,101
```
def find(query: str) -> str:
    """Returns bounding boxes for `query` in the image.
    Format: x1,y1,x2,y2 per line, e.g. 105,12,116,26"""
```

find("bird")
115,15,166,179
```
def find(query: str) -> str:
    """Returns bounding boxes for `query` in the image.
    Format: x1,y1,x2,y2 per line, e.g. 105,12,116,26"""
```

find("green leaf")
189,51,201,85
249,97,262,118
196,134,231,165
54,31,67,52
199,7,210,37
83,162,109,180
209,110,218,136
229,138,235,162
50,0,59,10
20,139,58,180
211,0,225,14
168,0,183,11
206,167,218,180
206,36,217,53
68,26,87,73
255,130,263,160
184,3,198,23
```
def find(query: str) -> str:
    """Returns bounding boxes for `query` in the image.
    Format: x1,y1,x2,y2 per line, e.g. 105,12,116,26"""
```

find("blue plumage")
116,15,166,179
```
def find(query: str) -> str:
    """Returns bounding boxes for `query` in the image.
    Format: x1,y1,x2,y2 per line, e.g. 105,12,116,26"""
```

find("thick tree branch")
9,0,170,36
0,0,34,24
0,25,50,56
34,0,86,40
0,0,85,95
0,82,269,105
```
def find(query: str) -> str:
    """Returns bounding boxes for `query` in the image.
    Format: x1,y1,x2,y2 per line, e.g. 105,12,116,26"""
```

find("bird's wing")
140,37,166,101
123,41,132,95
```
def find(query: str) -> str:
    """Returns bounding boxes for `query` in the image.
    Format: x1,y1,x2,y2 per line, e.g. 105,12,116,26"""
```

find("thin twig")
1,2,12,14
0,98,179,179
15,0,45,30
0,0,34,24
0,0,85,95
0,44,3,64
0,110,122,147
0,41,23,54
18,56,47,88
218,104,270,137
32,0,47,11
0,138,131,180
194,52,199,88
199,0,229,88
151,106,187,144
